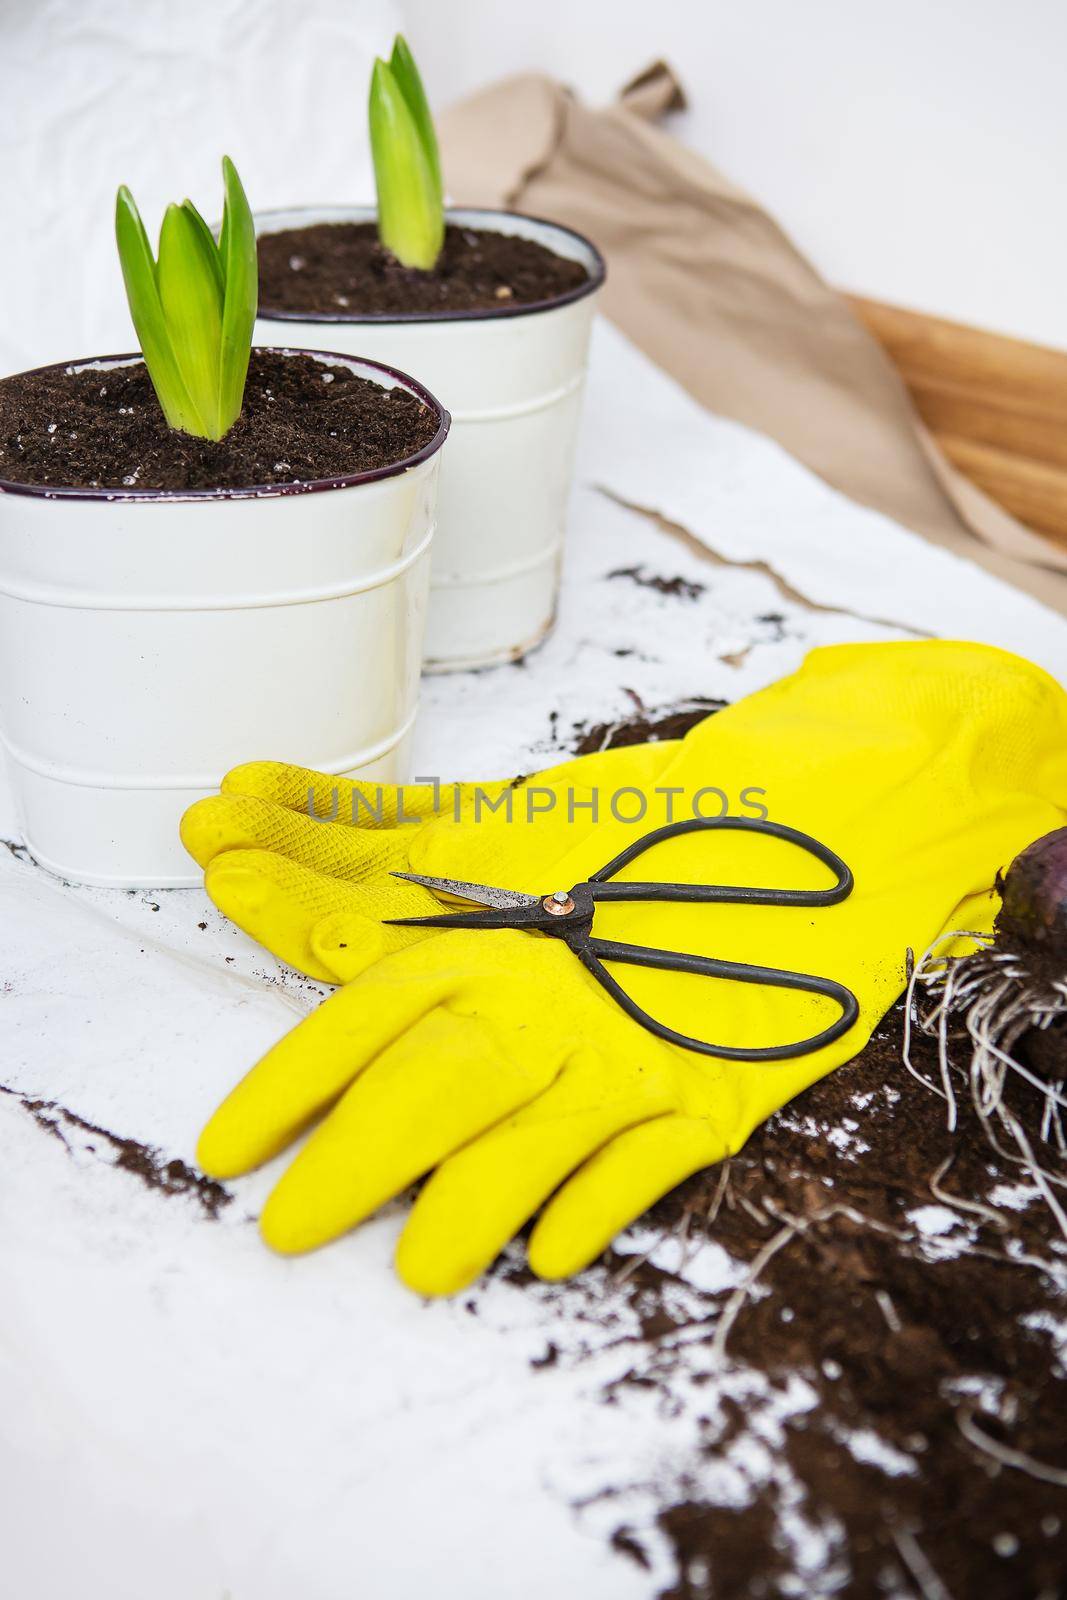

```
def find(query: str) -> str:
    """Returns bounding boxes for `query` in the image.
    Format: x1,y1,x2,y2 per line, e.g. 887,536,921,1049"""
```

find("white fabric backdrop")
3,0,1065,375
0,0,395,372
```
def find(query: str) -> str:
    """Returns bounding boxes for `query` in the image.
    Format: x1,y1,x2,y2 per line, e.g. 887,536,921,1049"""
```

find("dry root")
904,934,1067,1241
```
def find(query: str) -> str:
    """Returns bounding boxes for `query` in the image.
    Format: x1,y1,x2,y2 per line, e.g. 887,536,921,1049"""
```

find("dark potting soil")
257,222,591,318
0,349,441,492
569,697,727,756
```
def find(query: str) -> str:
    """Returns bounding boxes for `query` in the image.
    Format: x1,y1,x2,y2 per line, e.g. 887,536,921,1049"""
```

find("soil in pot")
257,222,591,317
0,351,440,492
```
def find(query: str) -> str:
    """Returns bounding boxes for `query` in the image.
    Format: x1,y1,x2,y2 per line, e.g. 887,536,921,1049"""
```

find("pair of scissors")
387,816,860,1062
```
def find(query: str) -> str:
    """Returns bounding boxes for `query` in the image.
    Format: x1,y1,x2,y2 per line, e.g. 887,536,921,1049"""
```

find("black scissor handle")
574,937,861,1062
585,816,854,908
567,815,859,1059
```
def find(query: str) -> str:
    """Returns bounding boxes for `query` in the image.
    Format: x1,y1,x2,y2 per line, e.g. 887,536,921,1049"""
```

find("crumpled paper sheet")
438,62,1067,613
2,322,1065,1600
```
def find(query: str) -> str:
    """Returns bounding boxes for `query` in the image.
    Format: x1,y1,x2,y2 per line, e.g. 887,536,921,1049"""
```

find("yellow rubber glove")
182,737,681,982
187,642,1067,1294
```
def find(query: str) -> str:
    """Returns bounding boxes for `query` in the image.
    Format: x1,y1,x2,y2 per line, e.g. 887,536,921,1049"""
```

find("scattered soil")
257,221,591,318
0,1082,231,1219
0,350,441,492
610,565,707,601
570,699,725,756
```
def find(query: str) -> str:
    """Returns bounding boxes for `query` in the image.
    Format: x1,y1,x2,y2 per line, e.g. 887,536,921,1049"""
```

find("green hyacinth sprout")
115,156,258,441
369,36,445,270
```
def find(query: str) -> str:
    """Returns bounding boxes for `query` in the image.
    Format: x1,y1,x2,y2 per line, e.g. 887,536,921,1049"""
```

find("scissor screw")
543,892,575,916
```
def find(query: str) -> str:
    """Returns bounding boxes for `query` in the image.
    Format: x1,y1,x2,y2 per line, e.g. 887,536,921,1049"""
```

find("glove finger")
196,957,454,1179
394,1048,676,1296
259,1008,568,1255
222,740,679,831
203,848,433,982
182,792,413,878
221,760,493,828
528,1114,728,1281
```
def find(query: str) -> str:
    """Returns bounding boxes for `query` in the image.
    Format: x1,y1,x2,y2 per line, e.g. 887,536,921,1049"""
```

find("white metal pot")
254,208,605,671
0,349,449,888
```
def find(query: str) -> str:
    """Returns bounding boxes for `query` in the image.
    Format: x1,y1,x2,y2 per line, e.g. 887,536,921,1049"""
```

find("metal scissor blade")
384,908,525,930
390,871,540,910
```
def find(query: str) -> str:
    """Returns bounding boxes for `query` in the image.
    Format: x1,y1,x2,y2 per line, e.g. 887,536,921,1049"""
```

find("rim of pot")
254,206,607,324
0,349,451,504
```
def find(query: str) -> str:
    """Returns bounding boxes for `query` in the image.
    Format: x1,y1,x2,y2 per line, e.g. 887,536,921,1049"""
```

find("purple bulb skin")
997,826,1067,956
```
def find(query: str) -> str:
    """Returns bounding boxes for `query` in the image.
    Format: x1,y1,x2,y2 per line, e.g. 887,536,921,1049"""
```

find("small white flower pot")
0,349,449,888
254,208,604,670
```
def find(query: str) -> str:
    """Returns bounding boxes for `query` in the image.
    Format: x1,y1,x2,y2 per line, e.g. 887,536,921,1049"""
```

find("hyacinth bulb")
997,826,1067,956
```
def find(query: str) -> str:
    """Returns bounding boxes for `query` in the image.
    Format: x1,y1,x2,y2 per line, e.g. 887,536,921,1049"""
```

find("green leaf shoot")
115,187,202,435
389,35,443,204
156,203,224,434
216,157,258,439
114,157,259,441
180,199,226,300
369,38,444,270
